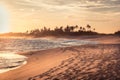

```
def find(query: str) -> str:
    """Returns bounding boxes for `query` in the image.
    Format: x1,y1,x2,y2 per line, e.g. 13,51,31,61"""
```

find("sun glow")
0,5,9,33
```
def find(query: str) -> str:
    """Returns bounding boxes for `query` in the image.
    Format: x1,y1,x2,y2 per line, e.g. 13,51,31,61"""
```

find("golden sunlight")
0,1,120,79
0,5,9,33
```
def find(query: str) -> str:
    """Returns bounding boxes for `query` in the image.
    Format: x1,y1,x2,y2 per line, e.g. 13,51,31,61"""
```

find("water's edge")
0,53,27,74
0,61,27,73
0,38,98,74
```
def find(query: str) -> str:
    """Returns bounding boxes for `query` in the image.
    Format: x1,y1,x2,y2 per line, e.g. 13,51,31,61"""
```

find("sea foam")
0,52,27,73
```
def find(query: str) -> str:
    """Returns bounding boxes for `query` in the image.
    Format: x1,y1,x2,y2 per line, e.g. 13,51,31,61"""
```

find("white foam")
0,52,27,59
0,52,27,73
0,61,27,73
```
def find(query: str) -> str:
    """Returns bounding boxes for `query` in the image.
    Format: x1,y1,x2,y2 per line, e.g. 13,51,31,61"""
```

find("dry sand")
0,35,120,80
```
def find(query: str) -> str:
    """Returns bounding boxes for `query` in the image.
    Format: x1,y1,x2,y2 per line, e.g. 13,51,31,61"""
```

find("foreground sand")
0,36,120,80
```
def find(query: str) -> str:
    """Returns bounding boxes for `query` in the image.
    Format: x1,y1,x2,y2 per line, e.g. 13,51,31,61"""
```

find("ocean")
0,37,98,52
0,37,98,73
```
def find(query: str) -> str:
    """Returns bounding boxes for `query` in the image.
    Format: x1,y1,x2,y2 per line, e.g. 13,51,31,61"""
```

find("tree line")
114,31,120,36
1,24,119,37
26,24,98,37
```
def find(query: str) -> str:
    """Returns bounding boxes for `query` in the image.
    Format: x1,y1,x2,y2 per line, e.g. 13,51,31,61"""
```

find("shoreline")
0,53,27,74
0,36,120,80
0,61,27,74
0,43,120,80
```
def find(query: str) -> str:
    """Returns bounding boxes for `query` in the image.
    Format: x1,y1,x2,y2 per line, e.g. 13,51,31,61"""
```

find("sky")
0,0,120,33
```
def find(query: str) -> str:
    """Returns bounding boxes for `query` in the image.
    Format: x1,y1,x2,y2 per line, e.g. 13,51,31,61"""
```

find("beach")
0,35,120,80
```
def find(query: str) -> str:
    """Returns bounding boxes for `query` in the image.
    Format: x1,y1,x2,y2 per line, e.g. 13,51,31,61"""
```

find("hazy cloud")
0,0,120,33
1,0,120,13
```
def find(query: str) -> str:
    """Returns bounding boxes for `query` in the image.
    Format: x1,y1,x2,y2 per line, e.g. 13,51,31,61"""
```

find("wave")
0,38,98,52
0,52,27,73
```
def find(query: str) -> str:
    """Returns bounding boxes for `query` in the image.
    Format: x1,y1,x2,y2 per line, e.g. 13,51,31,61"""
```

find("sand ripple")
28,44,120,80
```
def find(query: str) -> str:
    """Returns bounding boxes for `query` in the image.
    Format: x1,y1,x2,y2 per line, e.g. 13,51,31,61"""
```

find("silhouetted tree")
60,26,64,32
93,28,95,32
27,24,97,37
114,30,120,35
70,26,75,32
64,25,71,32
79,26,83,31
83,27,86,31
75,25,79,28
86,24,91,31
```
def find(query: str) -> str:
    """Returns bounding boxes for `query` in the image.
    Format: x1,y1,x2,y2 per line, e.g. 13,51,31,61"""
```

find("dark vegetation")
114,31,120,36
26,24,98,37
0,24,119,37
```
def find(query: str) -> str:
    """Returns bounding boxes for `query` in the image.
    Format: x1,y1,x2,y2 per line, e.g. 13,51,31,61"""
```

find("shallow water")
0,52,27,73
0,37,98,52
0,37,98,73
0,60,27,73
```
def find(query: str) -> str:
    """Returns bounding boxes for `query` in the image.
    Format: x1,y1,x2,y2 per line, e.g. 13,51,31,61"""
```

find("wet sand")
0,35,120,80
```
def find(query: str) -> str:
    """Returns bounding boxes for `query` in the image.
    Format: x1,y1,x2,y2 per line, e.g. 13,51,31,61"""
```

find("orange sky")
0,0,120,33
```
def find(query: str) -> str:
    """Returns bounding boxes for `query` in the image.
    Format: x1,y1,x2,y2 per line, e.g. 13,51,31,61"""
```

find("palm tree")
64,25,70,32
86,24,91,31
93,28,95,32
83,27,86,31
70,26,75,32
75,25,79,28
79,26,83,31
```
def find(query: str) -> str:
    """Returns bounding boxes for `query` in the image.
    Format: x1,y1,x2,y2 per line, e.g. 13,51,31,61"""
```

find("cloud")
1,0,120,14
84,0,120,13
1,0,120,22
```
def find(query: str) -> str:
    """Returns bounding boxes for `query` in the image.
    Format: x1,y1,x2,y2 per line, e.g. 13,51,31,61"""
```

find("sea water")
0,52,27,73
0,37,98,52
0,37,98,73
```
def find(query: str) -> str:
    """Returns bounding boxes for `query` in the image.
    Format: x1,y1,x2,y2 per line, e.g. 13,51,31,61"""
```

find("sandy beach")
0,35,120,80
